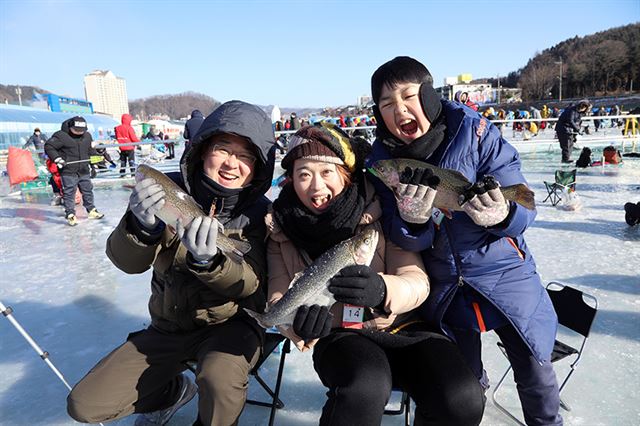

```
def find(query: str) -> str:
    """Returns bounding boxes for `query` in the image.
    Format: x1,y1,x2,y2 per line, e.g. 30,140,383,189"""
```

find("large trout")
369,158,536,211
245,227,379,329
135,164,251,263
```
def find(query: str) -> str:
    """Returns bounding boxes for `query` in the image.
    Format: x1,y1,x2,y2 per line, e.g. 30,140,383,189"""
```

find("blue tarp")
0,104,119,150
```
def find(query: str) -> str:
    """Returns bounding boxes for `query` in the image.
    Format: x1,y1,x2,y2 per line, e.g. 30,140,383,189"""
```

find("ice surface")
1,136,639,425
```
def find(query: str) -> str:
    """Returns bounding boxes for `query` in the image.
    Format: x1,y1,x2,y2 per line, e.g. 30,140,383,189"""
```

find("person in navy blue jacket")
366,56,562,426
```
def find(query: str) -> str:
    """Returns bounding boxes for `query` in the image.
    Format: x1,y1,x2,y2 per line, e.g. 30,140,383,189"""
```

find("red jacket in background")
114,114,139,151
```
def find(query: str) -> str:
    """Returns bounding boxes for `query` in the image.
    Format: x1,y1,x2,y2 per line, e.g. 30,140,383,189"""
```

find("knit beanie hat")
69,116,87,133
281,122,358,172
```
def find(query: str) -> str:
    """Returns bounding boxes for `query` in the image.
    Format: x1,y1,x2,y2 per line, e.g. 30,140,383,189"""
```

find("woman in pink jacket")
266,123,484,425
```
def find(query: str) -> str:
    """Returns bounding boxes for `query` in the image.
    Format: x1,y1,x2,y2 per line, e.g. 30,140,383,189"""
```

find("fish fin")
504,184,536,210
366,167,379,178
290,271,304,288
220,238,252,264
243,308,270,329
315,286,337,308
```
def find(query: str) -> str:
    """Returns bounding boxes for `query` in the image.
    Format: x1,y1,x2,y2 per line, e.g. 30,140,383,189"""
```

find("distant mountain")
0,84,51,104
508,23,639,101
129,91,221,121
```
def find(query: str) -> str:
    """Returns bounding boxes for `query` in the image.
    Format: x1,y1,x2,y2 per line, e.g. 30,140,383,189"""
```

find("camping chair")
491,282,598,424
542,169,577,206
185,330,291,426
384,389,411,426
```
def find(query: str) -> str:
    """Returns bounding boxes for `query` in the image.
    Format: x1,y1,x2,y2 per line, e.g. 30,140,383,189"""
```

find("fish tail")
504,184,536,210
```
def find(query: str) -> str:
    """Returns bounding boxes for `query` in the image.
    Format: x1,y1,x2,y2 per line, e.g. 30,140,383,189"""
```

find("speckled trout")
135,164,251,263
244,227,379,329
369,158,536,211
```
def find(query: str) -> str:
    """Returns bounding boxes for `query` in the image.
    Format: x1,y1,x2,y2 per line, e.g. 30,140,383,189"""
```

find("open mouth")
399,119,418,136
218,170,239,185
311,194,332,210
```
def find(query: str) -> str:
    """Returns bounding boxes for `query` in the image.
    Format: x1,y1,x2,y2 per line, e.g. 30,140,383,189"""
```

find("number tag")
432,208,445,226
342,304,364,329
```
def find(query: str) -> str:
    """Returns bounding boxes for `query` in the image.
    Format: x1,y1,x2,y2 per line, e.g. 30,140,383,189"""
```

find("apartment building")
83,70,129,118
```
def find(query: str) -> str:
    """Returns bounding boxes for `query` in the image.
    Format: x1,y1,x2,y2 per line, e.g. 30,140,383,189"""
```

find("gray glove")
176,216,219,263
459,176,510,227
54,157,66,169
395,167,440,224
129,177,165,229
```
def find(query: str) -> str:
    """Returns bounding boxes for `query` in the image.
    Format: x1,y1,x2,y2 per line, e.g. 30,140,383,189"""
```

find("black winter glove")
328,265,387,309
399,166,441,189
292,305,333,341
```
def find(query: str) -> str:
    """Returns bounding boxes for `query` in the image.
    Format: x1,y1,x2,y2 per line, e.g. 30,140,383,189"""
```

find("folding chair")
185,330,290,426
491,281,598,424
542,169,577,206
384,389,411,426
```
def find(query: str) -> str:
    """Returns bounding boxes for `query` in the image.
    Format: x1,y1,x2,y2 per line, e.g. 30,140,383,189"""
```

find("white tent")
270,105,281,123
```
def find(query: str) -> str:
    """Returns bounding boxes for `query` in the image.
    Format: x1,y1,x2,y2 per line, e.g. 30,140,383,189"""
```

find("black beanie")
69,116,88,133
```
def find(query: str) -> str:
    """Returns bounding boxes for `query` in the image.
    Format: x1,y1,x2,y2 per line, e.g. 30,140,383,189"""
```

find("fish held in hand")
135,164,251,263
245,227,379,329
369,158,535,212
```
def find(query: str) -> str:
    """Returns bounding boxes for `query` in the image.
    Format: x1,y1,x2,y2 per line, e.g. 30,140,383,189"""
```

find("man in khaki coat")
66,100,276,426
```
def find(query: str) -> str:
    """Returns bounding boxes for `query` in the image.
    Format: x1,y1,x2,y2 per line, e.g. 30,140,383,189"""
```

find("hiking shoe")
88,209,104,219
50,195,62,206
134,374,197,426
66,214,78,226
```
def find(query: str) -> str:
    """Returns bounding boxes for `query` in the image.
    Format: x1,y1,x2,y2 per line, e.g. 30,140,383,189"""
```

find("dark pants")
67,321,261,426
557,131,576,162
166,143,175,159
49,176,61,195
451,325,562,426
61,173,95,217
119,150,136,177
312,332,484,426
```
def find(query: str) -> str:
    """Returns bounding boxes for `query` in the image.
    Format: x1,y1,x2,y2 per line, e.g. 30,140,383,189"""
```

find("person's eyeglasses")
210,144,257,166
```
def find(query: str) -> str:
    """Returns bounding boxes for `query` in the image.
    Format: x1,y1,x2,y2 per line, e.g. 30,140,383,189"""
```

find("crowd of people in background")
7,64,638,426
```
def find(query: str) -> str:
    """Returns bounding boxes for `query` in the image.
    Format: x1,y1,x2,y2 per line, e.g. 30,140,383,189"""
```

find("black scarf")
381,113,447,161
192,168,242,220
273,175,366,259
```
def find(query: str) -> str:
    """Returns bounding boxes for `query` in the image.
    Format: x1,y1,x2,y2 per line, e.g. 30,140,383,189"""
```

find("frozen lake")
1,136,639,425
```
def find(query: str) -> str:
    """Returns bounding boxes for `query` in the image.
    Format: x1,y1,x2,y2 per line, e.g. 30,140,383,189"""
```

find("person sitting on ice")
625,202,640,226
575,147,593,168
66,100,276,426
367,56,563,426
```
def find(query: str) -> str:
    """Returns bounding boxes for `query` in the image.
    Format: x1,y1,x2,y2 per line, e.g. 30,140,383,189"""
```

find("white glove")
394,166,440,224
176,216,219,263
54,157,66,169
459,176,510,227
129,178,165,229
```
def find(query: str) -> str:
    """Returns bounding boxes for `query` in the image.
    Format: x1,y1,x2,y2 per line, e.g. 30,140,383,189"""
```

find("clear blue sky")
1,0,638,108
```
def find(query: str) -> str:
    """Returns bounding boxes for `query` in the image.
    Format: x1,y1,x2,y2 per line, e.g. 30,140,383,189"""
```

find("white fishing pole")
1,300,105,426
1,300,73,390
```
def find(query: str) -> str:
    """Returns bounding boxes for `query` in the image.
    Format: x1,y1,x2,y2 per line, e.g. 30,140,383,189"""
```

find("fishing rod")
63,156,105,165
0,300,104,426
